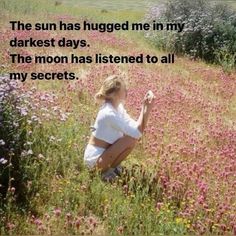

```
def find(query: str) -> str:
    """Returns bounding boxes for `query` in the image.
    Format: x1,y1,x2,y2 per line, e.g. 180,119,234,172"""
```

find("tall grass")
0,77,187,234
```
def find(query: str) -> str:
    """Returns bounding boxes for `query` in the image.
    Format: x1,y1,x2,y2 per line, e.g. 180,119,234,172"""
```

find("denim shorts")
83,143,106,169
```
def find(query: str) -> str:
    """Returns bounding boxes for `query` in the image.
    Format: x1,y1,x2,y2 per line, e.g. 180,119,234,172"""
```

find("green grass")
61,0,236,10
0,0,143,21
62,0,159,11
0,98,188,235
59,0,236,11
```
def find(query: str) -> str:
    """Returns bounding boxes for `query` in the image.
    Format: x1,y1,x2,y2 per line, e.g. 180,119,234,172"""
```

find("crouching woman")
83,74,155,179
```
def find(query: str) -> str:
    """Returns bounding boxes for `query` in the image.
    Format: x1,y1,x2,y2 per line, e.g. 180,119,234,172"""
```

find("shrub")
144,0,236,71
0,75,28,207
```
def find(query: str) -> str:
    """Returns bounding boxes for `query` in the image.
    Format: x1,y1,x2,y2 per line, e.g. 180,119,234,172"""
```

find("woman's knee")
95,158,111,172
123,135,137,148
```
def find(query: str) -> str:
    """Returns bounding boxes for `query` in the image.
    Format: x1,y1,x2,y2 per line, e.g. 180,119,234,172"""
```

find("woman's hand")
142,90,156,110
138,91,156,133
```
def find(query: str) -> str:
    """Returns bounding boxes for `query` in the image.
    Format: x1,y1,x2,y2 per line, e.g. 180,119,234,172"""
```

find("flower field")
0,0,236,235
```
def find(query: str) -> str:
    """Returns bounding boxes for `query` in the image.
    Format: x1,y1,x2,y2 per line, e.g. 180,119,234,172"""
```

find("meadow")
62,0,236,11
0,0,236,235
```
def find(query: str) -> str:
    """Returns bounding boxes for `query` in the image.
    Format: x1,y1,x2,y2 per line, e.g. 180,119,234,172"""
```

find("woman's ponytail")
94,92,105,101
94,74,127,103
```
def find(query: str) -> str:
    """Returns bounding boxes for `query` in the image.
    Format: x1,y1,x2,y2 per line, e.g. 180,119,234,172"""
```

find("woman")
83,74,155,181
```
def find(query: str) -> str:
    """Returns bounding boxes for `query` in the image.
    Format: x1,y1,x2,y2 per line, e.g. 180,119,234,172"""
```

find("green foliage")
145,0,236,71
0,77,28,207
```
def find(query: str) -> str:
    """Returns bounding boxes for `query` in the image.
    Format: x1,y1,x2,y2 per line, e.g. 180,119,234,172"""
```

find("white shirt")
90,101,142,144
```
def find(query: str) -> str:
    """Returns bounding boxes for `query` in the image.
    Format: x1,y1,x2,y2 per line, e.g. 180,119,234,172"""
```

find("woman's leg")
110,143,135,168
95,135,137,172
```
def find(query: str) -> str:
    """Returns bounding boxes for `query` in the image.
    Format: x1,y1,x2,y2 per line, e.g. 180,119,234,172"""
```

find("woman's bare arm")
137,103,151,134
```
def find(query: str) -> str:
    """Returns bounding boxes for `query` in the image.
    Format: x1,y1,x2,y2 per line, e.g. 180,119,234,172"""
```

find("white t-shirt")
90,101,142,144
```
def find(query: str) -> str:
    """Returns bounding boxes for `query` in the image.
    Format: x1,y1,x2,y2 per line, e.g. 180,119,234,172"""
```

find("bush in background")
0,75,28,208
144,0,236,72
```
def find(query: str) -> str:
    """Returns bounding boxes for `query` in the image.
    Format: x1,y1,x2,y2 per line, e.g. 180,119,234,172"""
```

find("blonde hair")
94,74,127,102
